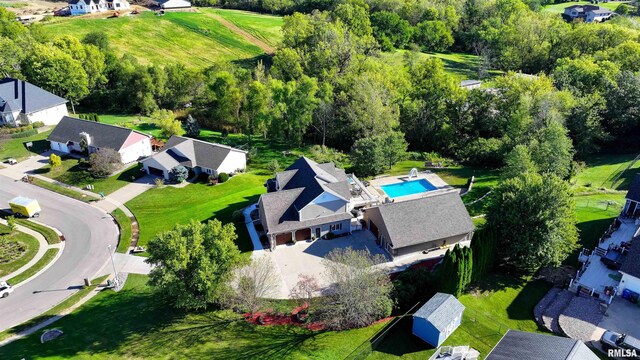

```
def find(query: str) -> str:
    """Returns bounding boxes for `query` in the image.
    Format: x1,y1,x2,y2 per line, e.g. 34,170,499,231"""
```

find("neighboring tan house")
363,191,474,258
48,116,152,164
68,0,108,15
563,5,613,22
0,78,68,127
140,135,247,180
154,0,191,9
623,174,640,217
259,156,377,249
486,330,600,360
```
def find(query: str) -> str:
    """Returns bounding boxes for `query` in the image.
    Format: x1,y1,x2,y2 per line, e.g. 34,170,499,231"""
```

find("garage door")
295,228,311,241
275,232,292,245
147,167,165,177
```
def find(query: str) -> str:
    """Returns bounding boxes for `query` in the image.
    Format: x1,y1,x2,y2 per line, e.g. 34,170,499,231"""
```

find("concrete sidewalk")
111,253,152,275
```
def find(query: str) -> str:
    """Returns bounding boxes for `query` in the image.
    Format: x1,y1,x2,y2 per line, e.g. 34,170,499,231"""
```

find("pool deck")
368,171,456,203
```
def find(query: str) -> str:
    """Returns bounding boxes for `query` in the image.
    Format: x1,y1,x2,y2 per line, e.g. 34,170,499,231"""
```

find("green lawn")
380,51,503,82
0,224,40,277
542,1,628,13
0,274,386,359
111,208,133,253
40,9,282,68
30,177,98,203
573,153,640,190
8,248,58,285
14,218,60,245
36,157,144,195
368,274,551,359
0,130,51,161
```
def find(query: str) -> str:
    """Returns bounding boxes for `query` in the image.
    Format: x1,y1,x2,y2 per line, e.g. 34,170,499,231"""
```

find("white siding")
119,137,152,164
142,159,170,179
217,150,246,174
26,104,68,126
620,273,640,295
160,0,191,8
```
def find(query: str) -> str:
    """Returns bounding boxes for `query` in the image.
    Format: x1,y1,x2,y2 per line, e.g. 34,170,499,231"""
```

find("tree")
209,71,243,130
0,37,25,78
530,122,574,179
370,11,412,50
82,31,110,51
269,76,319,145
49,153,62,168
317,248,393,330
6,215,16,232
486,172,579,273
241,81,270,145
153,109,185,138
502,144,537,179
89,148,121,178
350,136,385,177
183,114,200,138
169,165,188,183
380,131,408,169
146,220,246,310
290,274,320,306
413,21,454,52
232,256,280,314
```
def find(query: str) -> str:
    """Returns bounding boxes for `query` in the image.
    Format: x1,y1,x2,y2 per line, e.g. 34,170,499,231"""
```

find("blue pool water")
381,179,437,198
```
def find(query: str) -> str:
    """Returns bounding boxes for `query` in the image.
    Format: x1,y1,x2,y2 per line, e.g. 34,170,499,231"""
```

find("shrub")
89,148,121,178
208,174,218,185
232,210,245,224
49,153,62,167
154,178,165,187
267,159,280,173
6,215,16,231
10,129,38,138
218,172,229,183
32,121,45,128
169,165,188,183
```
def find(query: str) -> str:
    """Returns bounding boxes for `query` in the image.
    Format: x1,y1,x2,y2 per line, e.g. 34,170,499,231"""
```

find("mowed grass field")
542,1,628,13
40,9,283,67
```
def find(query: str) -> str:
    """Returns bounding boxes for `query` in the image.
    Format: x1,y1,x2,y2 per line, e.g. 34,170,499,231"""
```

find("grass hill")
40,8,283,67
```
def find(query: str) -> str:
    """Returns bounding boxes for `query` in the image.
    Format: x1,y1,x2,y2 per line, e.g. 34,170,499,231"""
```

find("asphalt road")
0,175,118,332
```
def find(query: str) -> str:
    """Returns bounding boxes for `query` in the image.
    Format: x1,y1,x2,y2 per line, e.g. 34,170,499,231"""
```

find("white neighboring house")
154,0,191,9
68,0,109,15
106,0,130,10
0,78,68,127
48,116,153,164
563,5,613,23
140,135,246,180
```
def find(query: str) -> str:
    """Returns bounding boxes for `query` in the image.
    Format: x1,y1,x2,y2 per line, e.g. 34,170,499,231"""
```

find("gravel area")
559,296,604,342
542,290,574,333
534,287,561,325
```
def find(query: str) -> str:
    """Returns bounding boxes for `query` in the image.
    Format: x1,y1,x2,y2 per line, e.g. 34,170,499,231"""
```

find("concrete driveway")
599,298,640,339
95,174,156,213
0,175,118,332
0,152,50,180
266,231,387,297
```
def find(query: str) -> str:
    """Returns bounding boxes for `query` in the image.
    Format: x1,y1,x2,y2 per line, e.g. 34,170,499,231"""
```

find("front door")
315,228,320,238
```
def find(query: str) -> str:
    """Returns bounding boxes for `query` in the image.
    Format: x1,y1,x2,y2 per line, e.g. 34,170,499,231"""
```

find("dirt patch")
204,12,275,55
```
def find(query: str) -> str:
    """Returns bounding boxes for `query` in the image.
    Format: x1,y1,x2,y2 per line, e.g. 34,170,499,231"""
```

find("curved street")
0,175,118,332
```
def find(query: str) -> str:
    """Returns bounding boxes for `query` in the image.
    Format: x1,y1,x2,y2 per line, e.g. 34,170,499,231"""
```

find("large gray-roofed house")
486,330,599,360
363,191,474,258
140,135,247,180
48,116,153,164
0,78,68,127
258,157,360,249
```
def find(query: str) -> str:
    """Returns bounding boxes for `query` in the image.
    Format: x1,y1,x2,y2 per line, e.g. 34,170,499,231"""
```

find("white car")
0,281,13,298
6,158,17,165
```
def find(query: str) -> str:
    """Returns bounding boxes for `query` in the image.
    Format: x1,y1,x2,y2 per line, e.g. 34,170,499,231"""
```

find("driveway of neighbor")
599,298,640,340
95,174,156,213
0,151,51,180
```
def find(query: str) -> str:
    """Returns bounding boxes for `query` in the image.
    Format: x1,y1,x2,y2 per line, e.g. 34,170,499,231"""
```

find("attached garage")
275,232,292,245
295,228,311,241
147,166,165,177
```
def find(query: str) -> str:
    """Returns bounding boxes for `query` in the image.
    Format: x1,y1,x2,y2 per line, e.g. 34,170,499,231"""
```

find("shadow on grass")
565,217,617,266
506,279,552,324
366,315,432,357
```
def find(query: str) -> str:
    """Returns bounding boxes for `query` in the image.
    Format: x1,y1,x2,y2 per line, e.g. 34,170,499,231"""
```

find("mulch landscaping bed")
244,304,324,331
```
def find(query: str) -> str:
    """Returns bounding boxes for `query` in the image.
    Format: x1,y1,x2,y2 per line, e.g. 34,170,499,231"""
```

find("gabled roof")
626,174,640,202
48,116,149,151
0,78,67,115
141,136,246,171
368,191,474,249
620,240,640,279
260,157,353,234
486,330,599,360
414,293,465,332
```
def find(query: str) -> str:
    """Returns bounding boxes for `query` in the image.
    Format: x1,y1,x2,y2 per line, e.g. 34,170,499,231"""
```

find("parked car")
6,158,17,165
9,196,41,218
0,281,13,298
54,7,71,16
601,330,640,353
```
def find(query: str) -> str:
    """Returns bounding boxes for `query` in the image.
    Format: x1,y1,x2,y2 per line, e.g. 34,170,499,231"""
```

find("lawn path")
204,12,275,55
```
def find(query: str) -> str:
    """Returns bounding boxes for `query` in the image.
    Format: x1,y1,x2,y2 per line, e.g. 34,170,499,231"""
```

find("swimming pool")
381,179,437,198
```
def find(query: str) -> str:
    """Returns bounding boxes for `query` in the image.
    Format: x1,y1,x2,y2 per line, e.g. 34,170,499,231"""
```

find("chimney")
21,81,26,112
13,79,18,99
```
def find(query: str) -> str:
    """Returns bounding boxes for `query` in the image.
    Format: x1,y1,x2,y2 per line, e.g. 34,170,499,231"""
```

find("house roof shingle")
626,174,640,202
0,78,67,115
620,239,640,279
47,116,148,151
414,293,465,332
141,135,246,172
369,191,474,249
486,330,599,360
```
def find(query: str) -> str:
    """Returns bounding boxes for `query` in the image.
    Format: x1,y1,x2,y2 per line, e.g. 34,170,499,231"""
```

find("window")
330,223,342,231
